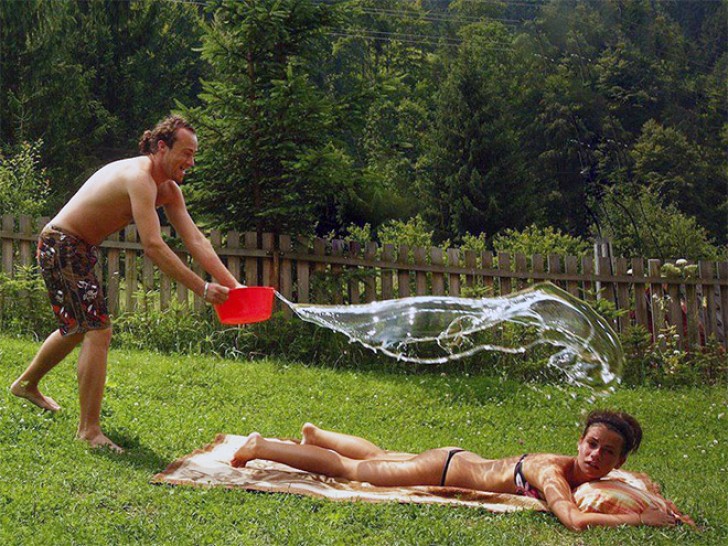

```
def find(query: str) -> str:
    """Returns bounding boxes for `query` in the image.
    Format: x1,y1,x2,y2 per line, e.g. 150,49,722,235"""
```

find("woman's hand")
639,508,679,527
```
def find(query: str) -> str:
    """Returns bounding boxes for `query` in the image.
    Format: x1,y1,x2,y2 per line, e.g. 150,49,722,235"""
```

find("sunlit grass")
1,335,725,545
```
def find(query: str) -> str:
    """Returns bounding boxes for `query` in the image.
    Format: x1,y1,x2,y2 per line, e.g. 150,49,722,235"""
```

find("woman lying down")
230,410,696,532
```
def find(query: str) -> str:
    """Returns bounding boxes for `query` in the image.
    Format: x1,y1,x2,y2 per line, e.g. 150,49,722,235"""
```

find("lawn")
1,334,726,545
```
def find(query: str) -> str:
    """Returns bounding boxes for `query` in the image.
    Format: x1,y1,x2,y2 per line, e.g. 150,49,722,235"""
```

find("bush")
594,185,723,260
0,141,50,216
493,224,590,258
0,267,56,339
620,324,726,387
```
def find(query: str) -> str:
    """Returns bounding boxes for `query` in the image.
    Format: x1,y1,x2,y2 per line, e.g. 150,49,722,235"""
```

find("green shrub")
620,324,726,387
493,224,590,258
595,185,723,260
0,267,55,339
0,140,50,216
378,214,449,251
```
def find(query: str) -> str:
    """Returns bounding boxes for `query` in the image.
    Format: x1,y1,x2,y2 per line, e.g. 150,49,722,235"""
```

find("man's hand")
204,282,230,304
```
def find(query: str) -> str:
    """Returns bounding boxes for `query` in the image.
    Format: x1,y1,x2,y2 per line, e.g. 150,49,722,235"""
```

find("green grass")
1,334,726,545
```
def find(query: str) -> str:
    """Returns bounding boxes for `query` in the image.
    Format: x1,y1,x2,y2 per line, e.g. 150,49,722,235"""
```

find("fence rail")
1,214,726,350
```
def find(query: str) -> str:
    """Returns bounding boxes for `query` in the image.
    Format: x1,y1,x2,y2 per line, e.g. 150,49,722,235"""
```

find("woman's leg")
232,433,447,487
302,423,406,459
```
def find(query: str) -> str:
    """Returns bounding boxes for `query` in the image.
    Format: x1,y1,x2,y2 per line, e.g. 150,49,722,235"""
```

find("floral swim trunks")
37,225,110,336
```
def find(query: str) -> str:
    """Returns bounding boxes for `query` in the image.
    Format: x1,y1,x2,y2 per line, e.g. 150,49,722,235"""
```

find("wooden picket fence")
1,214,727,350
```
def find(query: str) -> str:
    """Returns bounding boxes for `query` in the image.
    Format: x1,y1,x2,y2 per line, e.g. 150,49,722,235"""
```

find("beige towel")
152,434,549,513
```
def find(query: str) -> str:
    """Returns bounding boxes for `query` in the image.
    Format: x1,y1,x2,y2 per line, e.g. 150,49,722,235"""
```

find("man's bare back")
51,156,174,246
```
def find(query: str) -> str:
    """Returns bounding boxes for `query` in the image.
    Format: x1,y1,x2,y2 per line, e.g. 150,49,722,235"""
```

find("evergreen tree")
183,0,351,236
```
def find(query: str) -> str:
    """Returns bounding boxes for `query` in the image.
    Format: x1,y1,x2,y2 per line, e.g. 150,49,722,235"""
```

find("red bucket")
214,287,275,325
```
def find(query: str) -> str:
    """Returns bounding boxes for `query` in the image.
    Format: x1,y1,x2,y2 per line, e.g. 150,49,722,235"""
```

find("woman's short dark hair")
582,410,643,457
138,115,195,154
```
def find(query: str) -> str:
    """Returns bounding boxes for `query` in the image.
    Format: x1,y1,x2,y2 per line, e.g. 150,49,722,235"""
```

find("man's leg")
75,327,122,452
11,329,85,411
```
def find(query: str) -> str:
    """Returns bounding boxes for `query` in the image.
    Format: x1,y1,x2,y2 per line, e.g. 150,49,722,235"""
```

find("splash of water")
276,282,623,388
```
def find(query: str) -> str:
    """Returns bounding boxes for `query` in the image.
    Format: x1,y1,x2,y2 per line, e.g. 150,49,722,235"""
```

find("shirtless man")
10,115,239,451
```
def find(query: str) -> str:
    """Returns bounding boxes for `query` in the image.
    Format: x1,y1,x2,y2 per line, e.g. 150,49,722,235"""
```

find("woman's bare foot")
10,379,61,412
231,432,263,467
301,422,318,445
77,429,124,453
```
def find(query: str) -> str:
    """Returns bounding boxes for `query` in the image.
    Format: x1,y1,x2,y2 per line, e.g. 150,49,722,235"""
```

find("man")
10,115,239,451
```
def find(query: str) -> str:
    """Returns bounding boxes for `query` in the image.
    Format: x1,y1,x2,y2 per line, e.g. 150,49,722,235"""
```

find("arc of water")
275,282,623,388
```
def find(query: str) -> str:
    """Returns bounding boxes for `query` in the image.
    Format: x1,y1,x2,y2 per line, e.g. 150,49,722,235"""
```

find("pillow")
573,479,670,515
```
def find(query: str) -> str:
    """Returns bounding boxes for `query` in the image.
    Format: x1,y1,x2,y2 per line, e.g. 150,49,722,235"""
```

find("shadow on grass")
93,431,170,473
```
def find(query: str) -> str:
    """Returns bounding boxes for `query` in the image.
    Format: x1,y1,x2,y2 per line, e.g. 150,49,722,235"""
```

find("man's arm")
128,177,230,304
161,183,239,289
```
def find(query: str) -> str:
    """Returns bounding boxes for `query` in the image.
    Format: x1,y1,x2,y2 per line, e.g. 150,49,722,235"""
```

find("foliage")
0,141,50,216
377,214,448,251
630,120,727,239
0,0,205,207
493,225,591,258
2,0,726,249
594,185,722,260
0,267,55,338
183,0,351,236
621,325,727,388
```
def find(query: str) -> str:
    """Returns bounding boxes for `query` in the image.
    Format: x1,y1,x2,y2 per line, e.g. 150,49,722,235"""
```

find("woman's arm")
542,475,679,531
549,496,677,531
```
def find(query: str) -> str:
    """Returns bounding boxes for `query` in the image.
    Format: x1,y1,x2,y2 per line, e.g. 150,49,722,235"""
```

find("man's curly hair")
138,115,195,154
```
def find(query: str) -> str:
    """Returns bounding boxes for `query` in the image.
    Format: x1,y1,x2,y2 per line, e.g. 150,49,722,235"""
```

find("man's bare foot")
77,430,124,453
231,432,263,467
301,422,318,445
10,379,61,412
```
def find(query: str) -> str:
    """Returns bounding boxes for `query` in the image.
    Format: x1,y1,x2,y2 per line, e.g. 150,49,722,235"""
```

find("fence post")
263,233,276,289
447,248,460,297
313,238,326,303
347,241,361,304
431,246,445,295
225,231,241,283
615,257,630,333
296,236,311,304
158,227,171,310
498,252,511,295
718,262,728,349
125,225,139,313
331,239,344,304
412,246,427,296
647,259,664,344
106,232,121,316
397,245,410,298
547,254,561,291
2,215,15,277
363,242,378,302
593,237,612,298
244,232,258,286
700,261,718,342
379,243,393,301
279,234,293,316
631,258,649,331
482,250,494,294
565,255,579,297
515,252,528,291
464,250,477,292
19,215,33,268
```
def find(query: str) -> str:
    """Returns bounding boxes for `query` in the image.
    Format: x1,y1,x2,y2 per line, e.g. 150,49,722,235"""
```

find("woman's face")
577,424,626,479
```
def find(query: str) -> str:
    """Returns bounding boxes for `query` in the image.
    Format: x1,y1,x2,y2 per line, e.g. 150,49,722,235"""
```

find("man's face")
576,424,626,479
160,128,198,184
